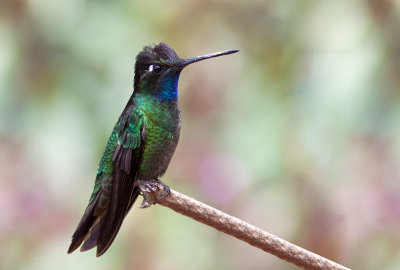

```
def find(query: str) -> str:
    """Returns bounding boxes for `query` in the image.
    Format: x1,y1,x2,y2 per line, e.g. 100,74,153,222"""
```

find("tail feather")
96,187,140,256
80,217,101,252
67,191,101,254
68,185,140,256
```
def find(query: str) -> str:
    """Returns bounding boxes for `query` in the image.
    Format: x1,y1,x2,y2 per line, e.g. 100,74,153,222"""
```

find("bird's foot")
138,179,170,209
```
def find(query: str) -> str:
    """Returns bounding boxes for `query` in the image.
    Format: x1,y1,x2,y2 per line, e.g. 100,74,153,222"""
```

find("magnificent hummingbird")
68,42,238,256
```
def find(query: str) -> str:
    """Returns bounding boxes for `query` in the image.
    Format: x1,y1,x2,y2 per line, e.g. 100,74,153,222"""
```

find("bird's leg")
138,179,170,208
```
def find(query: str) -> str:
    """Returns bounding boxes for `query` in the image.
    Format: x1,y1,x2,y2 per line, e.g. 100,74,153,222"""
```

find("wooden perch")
139,181,350,270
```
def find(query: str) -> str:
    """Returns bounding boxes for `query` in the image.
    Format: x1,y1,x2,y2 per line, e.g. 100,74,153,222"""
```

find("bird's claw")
138,179,170,208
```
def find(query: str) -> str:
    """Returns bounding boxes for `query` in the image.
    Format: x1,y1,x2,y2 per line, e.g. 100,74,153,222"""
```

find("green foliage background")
1,0,400,269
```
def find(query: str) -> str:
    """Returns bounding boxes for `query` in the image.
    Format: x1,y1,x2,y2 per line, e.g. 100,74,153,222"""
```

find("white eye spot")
147,64,162,74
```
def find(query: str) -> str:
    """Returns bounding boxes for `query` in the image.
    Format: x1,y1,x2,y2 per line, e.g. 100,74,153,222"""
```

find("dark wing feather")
96,183,141,256
68,103,144,256
96,147,139,256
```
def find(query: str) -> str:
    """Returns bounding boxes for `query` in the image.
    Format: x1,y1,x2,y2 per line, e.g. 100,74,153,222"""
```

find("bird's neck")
133,93,180,132
152,73,180,101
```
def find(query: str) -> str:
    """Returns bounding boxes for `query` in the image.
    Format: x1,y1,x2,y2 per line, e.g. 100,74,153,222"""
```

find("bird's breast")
137,100,181,179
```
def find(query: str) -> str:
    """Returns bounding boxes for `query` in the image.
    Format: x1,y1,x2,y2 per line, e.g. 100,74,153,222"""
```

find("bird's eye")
148,64,162,74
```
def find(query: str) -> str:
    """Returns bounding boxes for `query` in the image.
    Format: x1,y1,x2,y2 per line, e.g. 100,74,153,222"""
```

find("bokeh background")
1,0,400,269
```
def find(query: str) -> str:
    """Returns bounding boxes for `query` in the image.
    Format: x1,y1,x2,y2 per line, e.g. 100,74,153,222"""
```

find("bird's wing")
68,103,145,256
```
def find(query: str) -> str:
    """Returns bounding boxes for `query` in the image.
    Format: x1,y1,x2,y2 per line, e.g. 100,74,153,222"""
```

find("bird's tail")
68,186,140,256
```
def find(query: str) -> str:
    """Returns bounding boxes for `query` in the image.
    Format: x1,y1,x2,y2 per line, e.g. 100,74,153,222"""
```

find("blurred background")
1,0,400,269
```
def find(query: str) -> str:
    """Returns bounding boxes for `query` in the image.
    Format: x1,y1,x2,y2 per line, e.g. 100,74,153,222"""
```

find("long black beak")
181,49,239,67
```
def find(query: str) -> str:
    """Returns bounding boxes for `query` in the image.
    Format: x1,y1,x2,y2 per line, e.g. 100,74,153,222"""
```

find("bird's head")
133,42,238,101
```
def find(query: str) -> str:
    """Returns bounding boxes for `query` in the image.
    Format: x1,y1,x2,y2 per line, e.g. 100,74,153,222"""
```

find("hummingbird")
68,42,238,256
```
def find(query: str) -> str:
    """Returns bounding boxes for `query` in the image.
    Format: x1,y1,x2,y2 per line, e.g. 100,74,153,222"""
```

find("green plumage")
68,42,238,256
90,105,144,203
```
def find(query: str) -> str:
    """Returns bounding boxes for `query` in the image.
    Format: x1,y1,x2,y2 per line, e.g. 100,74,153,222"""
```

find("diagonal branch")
140,181,351,270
